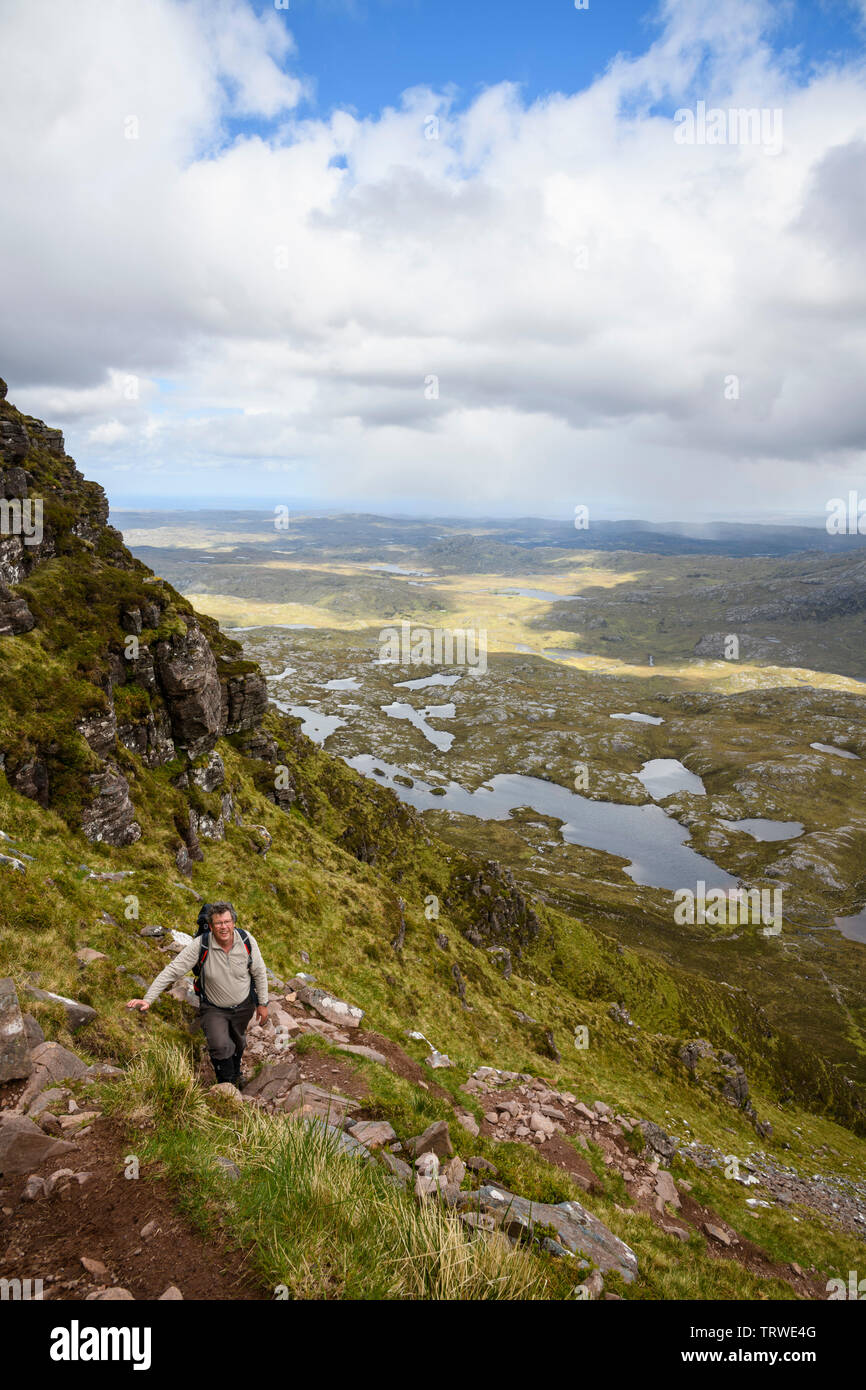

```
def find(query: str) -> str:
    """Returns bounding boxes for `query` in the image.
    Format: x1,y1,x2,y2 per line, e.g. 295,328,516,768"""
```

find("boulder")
75,949,107,966
379,1150,412,1183
469,1185,639,1282
529,1112,555,1135
291,981,364,1030
241,1059,300,1104
425,1050,453,1069
444,1156,466,1186
654,1169,681,1210
24,986,96,1032
639,1120,678,1163
0,978,32,1081
405,1119,453,1161
44,1168,78,1196
348,1120,396,1150
22,1013,44,1049
28,1087,69,1118
455,1110,480,1138
17,1041,88,1109
466,1156,498,1174
83,1063,124,1081
415,1151,441,1178
298,1117,372,1159
704,1223,735,1246
279,1083,359,1123
0,1113,76,1174
0,582,35,636
208,1083,244,1103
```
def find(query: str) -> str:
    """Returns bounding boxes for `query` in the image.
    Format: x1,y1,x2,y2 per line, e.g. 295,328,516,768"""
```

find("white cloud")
1,0,865,517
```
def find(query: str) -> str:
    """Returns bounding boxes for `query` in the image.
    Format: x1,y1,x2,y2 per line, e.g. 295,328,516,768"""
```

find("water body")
833,909,866,945
637,759,706,799
367,563,432,576
810,742,860,760
611,712,665,725
269,666,296,682
496,587,585,602
381,702,455,752
273,701,346,745
720,818,804,842
228,623,317,631
324,676,361,690
544,649,597,661
395,673,463,690
344,757,736,890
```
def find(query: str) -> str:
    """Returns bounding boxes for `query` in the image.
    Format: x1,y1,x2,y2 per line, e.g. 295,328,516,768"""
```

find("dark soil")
0,1113,268,1301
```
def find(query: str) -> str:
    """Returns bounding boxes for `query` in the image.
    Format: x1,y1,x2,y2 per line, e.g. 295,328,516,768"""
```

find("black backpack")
192,904,257,1006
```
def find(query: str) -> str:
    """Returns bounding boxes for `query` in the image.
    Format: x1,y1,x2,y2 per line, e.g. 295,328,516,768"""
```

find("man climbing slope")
126,902,269,1085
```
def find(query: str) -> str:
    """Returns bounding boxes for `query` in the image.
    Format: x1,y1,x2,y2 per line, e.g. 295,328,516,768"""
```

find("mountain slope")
1,379,864,1300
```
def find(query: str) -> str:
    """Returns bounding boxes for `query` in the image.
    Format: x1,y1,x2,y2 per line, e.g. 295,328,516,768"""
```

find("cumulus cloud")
1,0,865,517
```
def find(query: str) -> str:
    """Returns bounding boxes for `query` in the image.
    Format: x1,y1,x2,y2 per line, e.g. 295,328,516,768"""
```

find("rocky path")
2,970,860,1301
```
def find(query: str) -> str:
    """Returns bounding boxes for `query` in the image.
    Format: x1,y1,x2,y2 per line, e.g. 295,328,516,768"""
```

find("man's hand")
255,1004,269,1023
126,999,151,1012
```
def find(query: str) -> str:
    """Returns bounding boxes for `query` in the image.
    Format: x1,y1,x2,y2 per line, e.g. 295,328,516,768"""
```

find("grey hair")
207,901,237,924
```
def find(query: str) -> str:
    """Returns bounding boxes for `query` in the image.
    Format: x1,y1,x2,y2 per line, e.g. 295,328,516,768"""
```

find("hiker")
125,902,269,1085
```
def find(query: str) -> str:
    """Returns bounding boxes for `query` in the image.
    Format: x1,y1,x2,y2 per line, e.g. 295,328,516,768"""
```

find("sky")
1,0,865,520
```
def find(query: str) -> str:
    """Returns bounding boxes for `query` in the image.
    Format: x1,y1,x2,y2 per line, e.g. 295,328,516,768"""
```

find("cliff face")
0,377,267,855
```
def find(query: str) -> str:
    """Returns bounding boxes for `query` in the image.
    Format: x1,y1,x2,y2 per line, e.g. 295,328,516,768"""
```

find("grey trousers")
199,995,256,1062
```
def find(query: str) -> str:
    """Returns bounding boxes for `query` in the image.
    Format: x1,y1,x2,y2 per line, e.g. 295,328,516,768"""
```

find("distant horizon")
112,503,836,532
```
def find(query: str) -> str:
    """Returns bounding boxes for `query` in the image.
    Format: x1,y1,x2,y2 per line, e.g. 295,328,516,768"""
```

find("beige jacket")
144,928,268,1008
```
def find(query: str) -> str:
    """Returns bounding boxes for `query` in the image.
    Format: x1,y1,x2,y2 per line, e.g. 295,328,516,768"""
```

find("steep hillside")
1,379,865,1302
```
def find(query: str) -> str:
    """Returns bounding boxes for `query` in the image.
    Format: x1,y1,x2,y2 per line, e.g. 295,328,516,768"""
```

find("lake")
344,757,736,891
810,742,860,760
720,818,804,842
381,701,456,752
637,759,706,799
611,712,665,725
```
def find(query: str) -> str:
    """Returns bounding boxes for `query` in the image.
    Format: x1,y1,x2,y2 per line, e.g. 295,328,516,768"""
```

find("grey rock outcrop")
465,1184,639,1282
0,978,32,1081
156,622,223,755
81,764,141,846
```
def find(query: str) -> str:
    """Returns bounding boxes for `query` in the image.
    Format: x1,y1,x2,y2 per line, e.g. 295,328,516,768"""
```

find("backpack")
192,904,258,1006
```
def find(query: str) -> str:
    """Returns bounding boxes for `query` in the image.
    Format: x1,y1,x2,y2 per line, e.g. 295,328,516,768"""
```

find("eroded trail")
0,1108,266,1301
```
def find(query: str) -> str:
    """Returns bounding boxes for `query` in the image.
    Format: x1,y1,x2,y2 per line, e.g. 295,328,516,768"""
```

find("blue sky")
242,0,865,125
3,0,866,519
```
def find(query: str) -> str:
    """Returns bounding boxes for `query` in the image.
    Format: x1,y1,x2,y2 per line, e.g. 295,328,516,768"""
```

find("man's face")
210,912,235,946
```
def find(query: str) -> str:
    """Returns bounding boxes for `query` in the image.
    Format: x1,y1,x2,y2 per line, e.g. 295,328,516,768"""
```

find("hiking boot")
212,1056,236,1085
231,1050,245,1088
